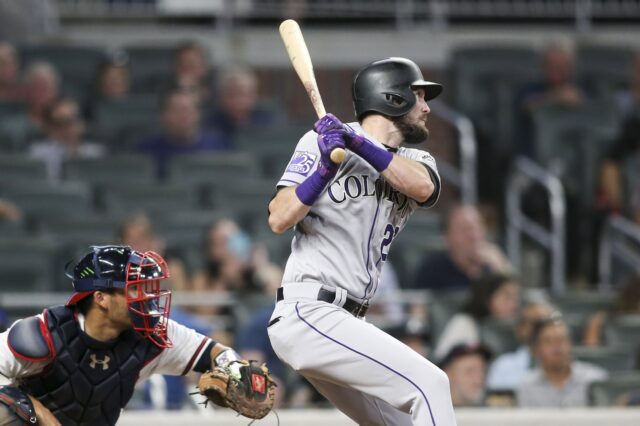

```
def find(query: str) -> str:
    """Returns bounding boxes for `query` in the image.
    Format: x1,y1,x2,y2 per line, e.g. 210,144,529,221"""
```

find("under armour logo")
89,353,111,370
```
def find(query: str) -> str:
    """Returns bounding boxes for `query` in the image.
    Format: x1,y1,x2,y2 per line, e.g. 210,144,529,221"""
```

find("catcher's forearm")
211,343,241,368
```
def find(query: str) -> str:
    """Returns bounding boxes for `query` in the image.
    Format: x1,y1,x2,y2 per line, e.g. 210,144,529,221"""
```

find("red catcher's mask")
126,251,173,348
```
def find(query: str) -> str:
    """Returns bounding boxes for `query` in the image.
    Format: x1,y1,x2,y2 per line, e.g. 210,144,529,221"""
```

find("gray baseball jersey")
277,122,440,301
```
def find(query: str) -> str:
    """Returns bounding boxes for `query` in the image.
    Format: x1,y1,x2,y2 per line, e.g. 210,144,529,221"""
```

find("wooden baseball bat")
279,19,346,164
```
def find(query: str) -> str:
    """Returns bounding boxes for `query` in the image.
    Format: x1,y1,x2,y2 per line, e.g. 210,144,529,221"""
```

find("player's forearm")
381,155,434,203
268,186,311,234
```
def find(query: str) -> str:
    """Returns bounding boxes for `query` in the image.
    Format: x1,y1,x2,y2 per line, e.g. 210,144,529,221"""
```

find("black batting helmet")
352,57,443,121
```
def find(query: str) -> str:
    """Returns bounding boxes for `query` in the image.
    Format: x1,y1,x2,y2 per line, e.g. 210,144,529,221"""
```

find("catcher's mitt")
198,360,276,419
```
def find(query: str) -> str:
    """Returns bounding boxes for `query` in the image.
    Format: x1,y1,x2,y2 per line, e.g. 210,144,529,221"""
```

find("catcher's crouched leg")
0,386,37,425
198,360,276,420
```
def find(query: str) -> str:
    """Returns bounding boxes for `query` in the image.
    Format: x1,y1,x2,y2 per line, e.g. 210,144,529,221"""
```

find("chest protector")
18,306,163,426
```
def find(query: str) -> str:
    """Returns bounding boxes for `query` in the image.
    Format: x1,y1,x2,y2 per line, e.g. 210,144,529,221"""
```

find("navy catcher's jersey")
277,122,440,300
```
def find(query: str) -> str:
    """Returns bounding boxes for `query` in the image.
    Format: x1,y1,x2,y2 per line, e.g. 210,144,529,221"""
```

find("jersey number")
380,224,400,261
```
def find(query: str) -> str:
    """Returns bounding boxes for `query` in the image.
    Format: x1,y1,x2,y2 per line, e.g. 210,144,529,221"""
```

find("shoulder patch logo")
286,151,317,176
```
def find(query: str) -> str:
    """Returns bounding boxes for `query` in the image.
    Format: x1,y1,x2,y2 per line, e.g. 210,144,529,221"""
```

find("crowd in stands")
1,37,640,411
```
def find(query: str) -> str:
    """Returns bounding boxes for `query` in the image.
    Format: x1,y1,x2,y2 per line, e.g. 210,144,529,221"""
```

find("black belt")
276,287,369,318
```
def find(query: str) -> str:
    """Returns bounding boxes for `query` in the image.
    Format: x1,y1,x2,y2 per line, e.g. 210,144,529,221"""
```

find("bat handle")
330,148,346,164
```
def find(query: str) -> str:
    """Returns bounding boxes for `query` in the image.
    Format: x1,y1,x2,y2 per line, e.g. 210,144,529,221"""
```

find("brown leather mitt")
198,360,276,419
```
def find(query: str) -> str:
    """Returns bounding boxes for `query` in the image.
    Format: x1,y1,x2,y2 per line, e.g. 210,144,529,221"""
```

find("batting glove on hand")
314,113,344,134
317,129,346,176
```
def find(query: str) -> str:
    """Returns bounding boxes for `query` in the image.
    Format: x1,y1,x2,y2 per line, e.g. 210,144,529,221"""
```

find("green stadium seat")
169,152,261,187
235,125,309,178
212,178,275,233
125,45,175,94
429,291,467,342
64,155,155,186
0,155,47,182
104,182,200,215
480,319,519,356
605,315,640,349
576,45,636,100
554,292,615,321
0,181,92,222
590,374,640,406
0,238,60,291
93,96,159,146
573,346,635,373
21,45,107,92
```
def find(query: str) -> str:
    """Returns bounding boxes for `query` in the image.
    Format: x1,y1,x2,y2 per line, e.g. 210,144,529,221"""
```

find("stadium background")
0,0,639,424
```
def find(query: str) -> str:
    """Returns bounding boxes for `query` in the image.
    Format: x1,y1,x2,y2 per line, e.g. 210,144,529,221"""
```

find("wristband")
295,169,333,206
351,135,393,173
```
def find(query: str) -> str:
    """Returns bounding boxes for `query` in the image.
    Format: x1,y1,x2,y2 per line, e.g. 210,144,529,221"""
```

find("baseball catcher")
0,245,275,425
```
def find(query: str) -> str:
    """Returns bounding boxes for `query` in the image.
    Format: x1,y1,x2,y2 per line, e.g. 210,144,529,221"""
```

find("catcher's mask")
66,245,173,348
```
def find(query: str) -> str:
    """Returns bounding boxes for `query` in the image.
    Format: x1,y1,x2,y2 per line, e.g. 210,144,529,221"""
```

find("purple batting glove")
295,129,346,206
314,113,345,134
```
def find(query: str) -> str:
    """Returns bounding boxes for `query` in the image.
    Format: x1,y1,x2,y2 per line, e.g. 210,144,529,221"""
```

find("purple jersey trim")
294,302,436,426
363,202,381,299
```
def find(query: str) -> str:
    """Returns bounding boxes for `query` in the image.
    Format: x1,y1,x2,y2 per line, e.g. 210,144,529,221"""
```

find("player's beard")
393,114,429,145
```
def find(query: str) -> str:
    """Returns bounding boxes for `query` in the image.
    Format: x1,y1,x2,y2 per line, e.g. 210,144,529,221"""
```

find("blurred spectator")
84,58,131,119
136,90,230,178
583,274,640,347
439,343,492,407
29,97,104,181
0,41,22,102
117,213,189,291
487,301,554,391
172,42,212,103
516,42,586,156
413,205,510,291
516,315,608,407
192,218,255,294
0,198,22,223
207,67,282,144
387,316,431,359
23,61,60,132
596,115,640,224
433,273,520,361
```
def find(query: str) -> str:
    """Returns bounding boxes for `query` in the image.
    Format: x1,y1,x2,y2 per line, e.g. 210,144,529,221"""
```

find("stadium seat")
63,155,156,206
93,96,159,147
590,374,640,406
573,346,635,373
480,319,519,356
169,152,259,183
0,154,48,182
555,292,615,319
604,315,640,349
103,182,200,215
0,181,93,223
20,44,107,93
0,238,60,291
124,45,176,94
576,45,636,101
235,125,309,178
429,291,468,342
450,46,540,147
211,177,276,233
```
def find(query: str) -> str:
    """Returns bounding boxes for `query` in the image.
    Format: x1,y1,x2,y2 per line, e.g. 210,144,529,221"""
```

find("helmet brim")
410,80,443,101
66,291,94,306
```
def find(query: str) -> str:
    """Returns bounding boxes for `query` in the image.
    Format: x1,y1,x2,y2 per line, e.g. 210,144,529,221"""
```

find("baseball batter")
267,57,457,425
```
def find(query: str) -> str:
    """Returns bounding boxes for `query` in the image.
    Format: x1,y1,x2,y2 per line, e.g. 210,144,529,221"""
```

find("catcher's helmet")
352,57,443,121
66,245,172,348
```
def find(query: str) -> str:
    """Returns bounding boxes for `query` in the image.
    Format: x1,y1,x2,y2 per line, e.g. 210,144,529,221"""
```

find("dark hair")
461,273,518,320
610,274,640,316
174,41,204,60
529,312,565,346
76,288,119,316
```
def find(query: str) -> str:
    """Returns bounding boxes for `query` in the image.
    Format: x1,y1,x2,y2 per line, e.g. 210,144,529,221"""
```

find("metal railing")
506,157,566,293
430,100,478,204
598,215,640,291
